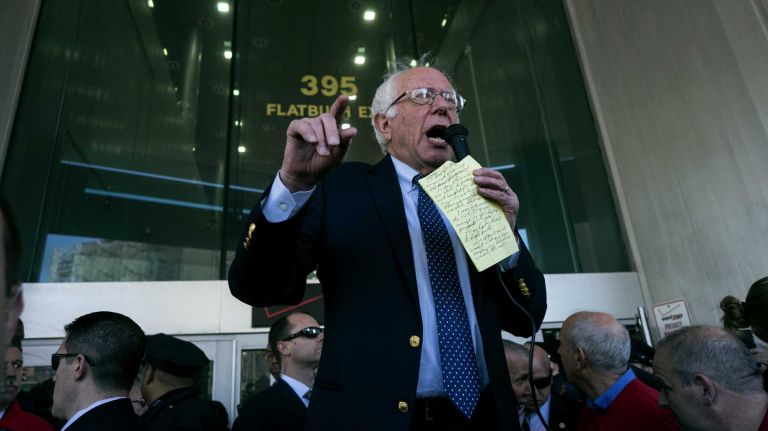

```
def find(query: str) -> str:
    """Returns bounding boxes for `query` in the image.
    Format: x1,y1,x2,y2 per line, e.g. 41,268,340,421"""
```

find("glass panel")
4,0,628,283
224,0,629,276
240,349,274,405
2,0,235,282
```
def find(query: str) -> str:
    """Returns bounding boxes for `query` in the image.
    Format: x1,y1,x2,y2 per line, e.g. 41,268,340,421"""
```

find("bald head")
561,311,630,374
503,341,553,411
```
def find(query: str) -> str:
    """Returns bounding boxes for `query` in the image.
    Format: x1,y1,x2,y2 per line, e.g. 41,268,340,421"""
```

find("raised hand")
279,95,358,192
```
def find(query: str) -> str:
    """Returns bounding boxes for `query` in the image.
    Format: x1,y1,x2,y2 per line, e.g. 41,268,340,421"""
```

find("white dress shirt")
280,374,311,407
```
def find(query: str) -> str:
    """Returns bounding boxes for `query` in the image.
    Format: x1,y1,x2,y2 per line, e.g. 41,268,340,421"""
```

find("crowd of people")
0,58,767,431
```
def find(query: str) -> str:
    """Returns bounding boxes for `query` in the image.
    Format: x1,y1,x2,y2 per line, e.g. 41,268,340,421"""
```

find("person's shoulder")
241,383,283,408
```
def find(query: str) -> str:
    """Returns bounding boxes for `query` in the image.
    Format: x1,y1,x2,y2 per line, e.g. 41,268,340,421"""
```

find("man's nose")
431,95,452,116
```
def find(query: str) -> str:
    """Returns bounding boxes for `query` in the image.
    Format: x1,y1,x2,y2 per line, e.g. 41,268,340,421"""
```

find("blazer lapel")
276,379,308,416
366,155,419,303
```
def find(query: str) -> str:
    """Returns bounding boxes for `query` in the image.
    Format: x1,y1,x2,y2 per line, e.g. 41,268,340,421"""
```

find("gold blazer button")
409,335,420,347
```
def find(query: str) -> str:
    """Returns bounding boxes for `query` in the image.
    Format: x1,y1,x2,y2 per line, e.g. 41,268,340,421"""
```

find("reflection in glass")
240,349,274,406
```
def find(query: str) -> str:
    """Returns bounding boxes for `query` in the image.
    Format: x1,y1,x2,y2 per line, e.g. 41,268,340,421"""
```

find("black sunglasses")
51,353,97,371
281,326,323,342
531,373,553,389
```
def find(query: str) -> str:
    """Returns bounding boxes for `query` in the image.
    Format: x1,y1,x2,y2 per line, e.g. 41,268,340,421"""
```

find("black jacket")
65,398,144,431
142,387,227,431
233,379,306,431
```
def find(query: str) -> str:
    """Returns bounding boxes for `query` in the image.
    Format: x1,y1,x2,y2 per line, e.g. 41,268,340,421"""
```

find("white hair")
369,55,458,153
567,312,630,374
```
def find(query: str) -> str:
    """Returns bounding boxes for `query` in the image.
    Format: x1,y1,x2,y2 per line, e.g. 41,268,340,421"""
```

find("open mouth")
425,125,447,144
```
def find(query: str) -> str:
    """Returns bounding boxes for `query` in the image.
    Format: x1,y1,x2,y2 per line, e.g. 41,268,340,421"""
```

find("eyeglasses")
384,87,466,114
51,353,97,371
281,326,324,342
513,373,553,389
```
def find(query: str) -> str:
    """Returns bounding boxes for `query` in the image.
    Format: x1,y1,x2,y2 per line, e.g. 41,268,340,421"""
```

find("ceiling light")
163,48,168,56
354,55,365,65
441,18,447,27
217,2,230,13
409,59,417,67
237,146,246,153
147,0,154,8
232,89,240,96
363,10,376,21
224,50,233,59
341,123,351,130
234,120,241,127
349,95,357,101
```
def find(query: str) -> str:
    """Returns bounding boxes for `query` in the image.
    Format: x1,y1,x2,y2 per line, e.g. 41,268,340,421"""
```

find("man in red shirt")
0,341,55,431
558,311,679,431
654,325,768,431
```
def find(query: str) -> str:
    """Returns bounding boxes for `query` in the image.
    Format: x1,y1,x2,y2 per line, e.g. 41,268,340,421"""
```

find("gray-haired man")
654,325,768,431
558,311,678,430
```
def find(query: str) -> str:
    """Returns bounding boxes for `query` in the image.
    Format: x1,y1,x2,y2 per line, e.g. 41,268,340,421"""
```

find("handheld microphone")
443,124,470,161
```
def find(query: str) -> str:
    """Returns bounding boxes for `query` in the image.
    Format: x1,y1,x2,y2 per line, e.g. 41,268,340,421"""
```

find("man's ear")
142,363,155,386
373,113,392,143
73,354,90,381
277,340,292,359
693,373,717,405
574,347,588,370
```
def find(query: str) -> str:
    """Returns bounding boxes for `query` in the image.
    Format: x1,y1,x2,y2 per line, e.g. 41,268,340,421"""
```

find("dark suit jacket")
548,391,582,431
64,398,144,431
233,379,306,431
229,155,547,431
141,387,228,431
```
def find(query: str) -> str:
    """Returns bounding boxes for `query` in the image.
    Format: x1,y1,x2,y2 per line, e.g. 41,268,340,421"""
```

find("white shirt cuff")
262,173,315,222
499,237,521,271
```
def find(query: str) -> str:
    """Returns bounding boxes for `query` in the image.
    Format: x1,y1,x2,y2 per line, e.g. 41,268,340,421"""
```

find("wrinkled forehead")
396,67,454,93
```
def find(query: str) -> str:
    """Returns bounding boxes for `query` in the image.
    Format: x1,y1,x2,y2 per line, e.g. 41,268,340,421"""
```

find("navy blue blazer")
229,155,547,431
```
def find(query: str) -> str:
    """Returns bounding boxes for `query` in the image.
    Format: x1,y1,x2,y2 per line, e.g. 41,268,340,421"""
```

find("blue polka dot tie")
415,175,481,418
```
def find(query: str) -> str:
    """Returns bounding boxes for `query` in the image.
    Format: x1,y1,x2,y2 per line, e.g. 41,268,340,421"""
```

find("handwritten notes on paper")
419,156,518,272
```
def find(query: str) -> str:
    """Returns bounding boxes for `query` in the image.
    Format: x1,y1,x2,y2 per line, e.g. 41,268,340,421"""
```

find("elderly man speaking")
229,60,546,431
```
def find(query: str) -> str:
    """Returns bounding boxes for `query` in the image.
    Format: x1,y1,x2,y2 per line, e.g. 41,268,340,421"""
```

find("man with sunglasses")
229,60,546,431
234,312,323,431
51,311,146,431
504,341,581,431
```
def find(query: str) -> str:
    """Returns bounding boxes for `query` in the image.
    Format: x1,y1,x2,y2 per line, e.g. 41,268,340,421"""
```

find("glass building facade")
2,0,629,284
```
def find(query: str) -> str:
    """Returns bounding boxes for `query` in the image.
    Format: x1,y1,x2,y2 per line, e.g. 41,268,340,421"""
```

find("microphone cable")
444,123,551,431
495,265,551,431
